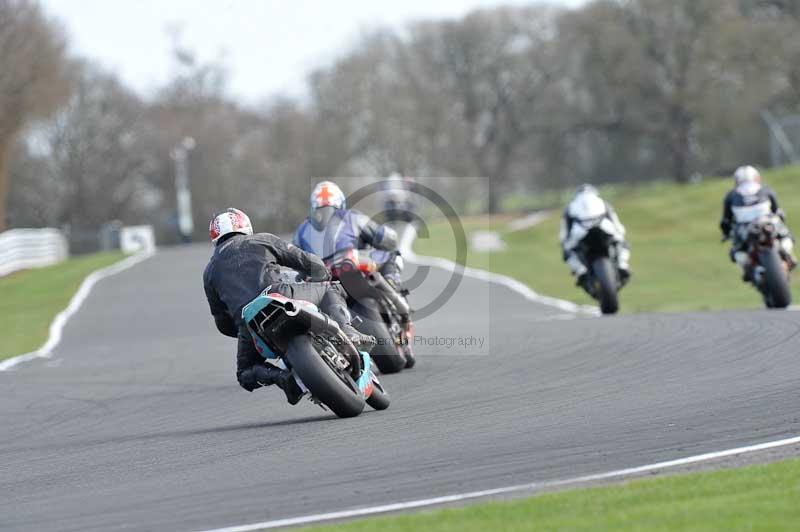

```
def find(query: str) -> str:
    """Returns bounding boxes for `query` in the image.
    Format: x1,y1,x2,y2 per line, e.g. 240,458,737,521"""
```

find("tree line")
2,0,799,244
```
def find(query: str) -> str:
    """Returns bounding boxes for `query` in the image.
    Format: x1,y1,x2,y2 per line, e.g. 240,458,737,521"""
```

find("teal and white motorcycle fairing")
242,289,389,417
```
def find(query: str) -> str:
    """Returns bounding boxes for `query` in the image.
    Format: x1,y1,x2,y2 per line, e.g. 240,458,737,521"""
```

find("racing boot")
323,297,376,352
386,275,411,298
616,245,631,287
737,263,756,282
780,237,797,271
567,253,588,288
341,323,377,352
734,251,753,282
576,273,594,295
618,268,631,287
252,365,305,405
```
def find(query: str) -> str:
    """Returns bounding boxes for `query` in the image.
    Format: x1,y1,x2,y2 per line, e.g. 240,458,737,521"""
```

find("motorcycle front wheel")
285,335,365,418
592,257,620,315
352,301,406,374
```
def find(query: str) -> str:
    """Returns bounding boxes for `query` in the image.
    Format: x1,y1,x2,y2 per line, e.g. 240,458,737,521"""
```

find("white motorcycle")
566,215,626,315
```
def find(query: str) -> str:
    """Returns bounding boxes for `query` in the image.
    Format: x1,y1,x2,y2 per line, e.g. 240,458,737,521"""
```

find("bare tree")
9,0,800,234
739,0,800,111
8,61,162,253
45,62,158,229
558,0,760,183
623,0,745,182
0,0,68,230
556,1,670,183
407,7,563,211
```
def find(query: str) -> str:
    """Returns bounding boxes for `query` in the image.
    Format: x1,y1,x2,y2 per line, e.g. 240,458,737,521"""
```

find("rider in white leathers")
560,185,631,287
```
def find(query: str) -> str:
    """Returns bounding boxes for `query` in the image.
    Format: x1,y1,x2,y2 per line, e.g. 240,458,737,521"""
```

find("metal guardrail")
0,228,69,277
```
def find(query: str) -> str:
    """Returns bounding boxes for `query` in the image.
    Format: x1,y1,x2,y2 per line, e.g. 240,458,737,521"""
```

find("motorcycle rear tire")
592,257,620,315
760,249,792,309
286,335,365,418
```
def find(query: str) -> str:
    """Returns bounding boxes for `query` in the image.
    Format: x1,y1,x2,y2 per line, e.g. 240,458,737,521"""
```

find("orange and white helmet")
310,180,346,210
209,208,253,243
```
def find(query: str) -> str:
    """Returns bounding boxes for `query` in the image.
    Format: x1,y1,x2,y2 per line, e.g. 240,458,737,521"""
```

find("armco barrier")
0,228,69,277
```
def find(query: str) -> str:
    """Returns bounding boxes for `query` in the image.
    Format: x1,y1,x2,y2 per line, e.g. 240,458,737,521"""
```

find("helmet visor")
310,206,337,230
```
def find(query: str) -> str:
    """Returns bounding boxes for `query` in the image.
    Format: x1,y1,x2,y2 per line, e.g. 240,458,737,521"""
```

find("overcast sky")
41,0,585,103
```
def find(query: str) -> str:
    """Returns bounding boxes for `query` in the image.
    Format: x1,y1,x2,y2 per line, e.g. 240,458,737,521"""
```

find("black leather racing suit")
203,232,351,391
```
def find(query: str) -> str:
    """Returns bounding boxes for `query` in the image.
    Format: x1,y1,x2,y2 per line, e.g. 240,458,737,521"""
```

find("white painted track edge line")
0,251,155,371
398,225,599,316
194,434,800,532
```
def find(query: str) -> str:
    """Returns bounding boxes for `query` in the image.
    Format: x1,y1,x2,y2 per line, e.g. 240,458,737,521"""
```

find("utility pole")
171,137,196,243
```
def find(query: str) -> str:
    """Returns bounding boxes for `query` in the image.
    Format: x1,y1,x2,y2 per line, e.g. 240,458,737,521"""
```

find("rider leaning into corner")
294,180,408,294
559,184,631,289
720,165,797,280
203,208,375,405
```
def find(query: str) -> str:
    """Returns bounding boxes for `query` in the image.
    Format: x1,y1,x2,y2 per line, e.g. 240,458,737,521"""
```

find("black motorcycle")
574,222,625,315
730,215,793,309
327,249,416,374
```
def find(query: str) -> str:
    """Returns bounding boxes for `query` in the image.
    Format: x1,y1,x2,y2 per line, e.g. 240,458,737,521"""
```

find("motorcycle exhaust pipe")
283,302,341,336
367,273,411,318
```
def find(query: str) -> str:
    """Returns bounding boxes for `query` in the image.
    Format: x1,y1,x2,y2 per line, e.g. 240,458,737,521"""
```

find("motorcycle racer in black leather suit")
203,208,374,405
719,166,797,280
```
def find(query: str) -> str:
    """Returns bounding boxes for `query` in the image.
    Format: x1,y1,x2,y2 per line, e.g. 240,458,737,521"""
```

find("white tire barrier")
0,228,68,277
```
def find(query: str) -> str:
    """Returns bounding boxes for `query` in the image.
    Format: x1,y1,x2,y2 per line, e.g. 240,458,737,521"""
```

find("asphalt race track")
2,244,800,532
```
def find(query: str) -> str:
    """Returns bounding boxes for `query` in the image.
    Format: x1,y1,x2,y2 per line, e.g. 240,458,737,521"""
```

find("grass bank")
0,252,125,360
304,458,800,532
414,166,800,313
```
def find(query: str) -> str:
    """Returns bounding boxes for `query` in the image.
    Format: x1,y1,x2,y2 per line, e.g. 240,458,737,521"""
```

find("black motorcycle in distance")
327,249,416,374
729,215,793,309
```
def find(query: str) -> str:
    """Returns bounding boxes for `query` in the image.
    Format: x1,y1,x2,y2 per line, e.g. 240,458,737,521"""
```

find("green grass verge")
0,252,126,360
304,458,800,532
414,166,800,313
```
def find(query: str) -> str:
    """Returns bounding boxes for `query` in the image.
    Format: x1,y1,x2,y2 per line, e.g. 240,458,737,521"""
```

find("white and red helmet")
310,180,346,210
209,208,253,243
734,165,762,192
